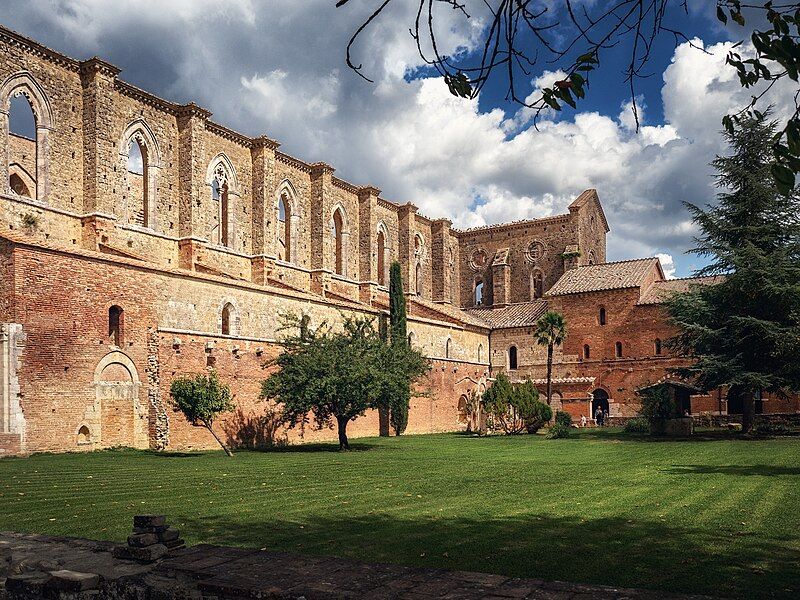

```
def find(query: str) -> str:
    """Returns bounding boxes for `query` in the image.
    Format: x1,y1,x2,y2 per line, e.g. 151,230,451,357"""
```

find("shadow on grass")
572,427,753,443
663,464,800,477
177,511,800,600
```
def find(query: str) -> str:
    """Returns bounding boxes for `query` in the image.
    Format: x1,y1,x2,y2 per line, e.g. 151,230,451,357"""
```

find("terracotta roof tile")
547,258,660,296
464,300,548,329
638,276,724,305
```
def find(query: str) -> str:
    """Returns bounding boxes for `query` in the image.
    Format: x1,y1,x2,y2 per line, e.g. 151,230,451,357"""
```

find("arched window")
415,262,422,296
77,425,91,445
221,303,236,335
615,341,623,358
332,208,344,275
654,338,662,355
408,331,415,347
445,338,452,359
599,307,606,326
477,344,483,363
588,250,596,265
211,168,230,247
508,346,518,370
278,194,291,262
531,270,543,299
583,344,591,359
109,305,124,346
8,93,37,199
2,73,54,203
457,395,469,424
474,279,484,306
377,229,386,285
126,138,149,227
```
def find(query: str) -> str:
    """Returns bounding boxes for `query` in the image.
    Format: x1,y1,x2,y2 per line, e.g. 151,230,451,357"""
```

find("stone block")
113,543,169,562
127,533,159,547
132,525,167,534
46,570,100,592
5,572,51,593
133,514,166,528
164,538,185,550
157,527,180,542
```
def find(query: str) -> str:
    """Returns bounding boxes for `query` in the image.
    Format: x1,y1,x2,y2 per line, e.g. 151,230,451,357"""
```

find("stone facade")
0,25,796,455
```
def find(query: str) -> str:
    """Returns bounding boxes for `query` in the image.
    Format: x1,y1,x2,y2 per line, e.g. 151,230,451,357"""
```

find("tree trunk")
337,416,350,450
205,422,234,457
546,343,554,406
741,389,756,434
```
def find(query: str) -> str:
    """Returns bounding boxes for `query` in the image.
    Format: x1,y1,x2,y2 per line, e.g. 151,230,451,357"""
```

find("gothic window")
77,425,91,445
221,302,236,335
415,262,422,296
8,94,37,199
508,346,518,370
377,229,386,285
445,338,452,359
583,344,591,359
2,72,53,202
332,207,345,275
615,341,623,358
126,138,149,227
109,305,124,346
408,331,415,346
531,270,543,299
654,338,662,355
599,307,607,326
278,194,291,262
474,279,484,306
477,343,483,363
207,156,237,248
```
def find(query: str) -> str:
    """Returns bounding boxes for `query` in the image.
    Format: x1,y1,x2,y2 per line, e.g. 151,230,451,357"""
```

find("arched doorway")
94,352,144,448
591,388,609,418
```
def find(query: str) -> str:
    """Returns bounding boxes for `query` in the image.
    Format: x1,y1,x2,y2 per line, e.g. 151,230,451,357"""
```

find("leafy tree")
667,113,800,432
534,311,567,407
170,370,235,456
637,385,677,425
337,1,800,190
483,374,551,434
389,261,410,435
260,315,428,450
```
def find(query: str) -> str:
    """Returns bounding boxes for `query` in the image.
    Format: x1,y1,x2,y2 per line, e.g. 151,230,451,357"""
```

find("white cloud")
656,253,677,279
1,4,795,278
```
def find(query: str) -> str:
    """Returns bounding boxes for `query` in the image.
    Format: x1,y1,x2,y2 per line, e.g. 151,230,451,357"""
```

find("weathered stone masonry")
0,25,795,455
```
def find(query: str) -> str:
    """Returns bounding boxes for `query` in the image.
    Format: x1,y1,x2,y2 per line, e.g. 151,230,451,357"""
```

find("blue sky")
2,1,792,278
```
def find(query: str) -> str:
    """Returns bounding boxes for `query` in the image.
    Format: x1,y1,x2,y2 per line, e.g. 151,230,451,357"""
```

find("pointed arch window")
109,305,124,346
445,338,452,359
221,302,236,336
415,262,422,296
206,155,237,248
508,346,518,370
8,93,38,199
332,208,345,275
377,228,386,285
477,344,484,363
278,193,292,262
126,138,149,227
531,270,543,299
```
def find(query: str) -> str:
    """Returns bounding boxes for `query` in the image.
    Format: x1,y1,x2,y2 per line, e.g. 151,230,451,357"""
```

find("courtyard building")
0,25,796,454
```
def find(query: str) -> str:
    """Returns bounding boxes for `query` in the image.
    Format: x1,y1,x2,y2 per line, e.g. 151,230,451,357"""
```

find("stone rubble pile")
111,514,184,562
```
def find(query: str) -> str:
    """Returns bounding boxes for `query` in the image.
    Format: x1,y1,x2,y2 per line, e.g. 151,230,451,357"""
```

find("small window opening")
108,305,123,346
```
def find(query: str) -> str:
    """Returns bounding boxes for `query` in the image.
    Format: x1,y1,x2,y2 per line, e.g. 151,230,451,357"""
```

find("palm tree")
534,311,567,406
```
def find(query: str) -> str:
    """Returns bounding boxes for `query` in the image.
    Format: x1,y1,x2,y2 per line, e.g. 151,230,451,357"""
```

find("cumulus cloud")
0,3,794,277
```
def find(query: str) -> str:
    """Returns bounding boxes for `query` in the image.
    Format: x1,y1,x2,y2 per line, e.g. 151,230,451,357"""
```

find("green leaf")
771,162,795,193
717,6,727,24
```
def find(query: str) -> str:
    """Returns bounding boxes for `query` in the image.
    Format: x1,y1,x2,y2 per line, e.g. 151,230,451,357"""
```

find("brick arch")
0,71,54,202
93,351,140,384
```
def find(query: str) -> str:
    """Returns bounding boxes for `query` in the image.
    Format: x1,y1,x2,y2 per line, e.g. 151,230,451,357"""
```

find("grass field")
1,429,798,599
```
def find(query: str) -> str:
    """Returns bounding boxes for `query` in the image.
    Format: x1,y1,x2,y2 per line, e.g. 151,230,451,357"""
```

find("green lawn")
1,430,799,599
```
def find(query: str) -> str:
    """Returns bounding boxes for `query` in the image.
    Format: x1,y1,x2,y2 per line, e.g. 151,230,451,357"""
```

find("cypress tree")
388,261,410,434
667,112,800,433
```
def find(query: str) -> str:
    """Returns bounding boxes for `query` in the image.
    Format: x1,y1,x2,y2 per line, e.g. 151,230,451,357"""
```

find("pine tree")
388,261,410,434
667,112,800,433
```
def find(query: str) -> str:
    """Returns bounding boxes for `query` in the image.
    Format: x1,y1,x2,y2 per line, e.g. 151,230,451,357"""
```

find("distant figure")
581,414,587,427
683,409,690,417
595,406,604,427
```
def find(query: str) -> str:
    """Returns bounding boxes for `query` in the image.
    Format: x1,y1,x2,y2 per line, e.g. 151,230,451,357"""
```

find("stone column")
176,103,211,240
250,135,280,256
358,186,381,283
491,248,511,307
310,162,334,271
80,57,121,215
431,218,452,302
397,202,418,293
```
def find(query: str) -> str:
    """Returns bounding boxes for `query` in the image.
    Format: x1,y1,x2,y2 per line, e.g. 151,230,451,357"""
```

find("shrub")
623,417,650,434
638,385,676,425
546,422,570,439
555,410,572,427
752,421,793,436
483,376,551,434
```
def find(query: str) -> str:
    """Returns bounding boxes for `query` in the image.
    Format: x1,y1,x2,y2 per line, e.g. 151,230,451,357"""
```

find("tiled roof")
638,276,724,305
464,300,548,329
547,258,660,296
